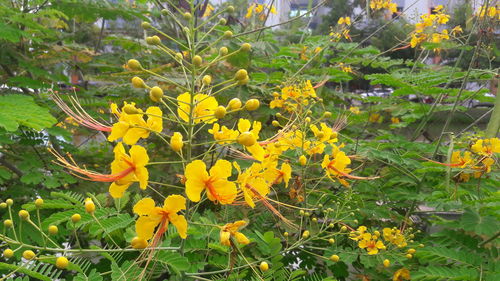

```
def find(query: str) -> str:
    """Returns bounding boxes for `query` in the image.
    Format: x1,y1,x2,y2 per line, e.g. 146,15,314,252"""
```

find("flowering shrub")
0,1,499,281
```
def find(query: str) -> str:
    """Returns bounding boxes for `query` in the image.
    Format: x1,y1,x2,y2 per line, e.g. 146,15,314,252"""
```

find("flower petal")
130,145,149,167
123,128,149,145
109,182,131,198
108,121,129,142
163,194,186,213
135,216,160,241
169,213,188,239
209,159,232,179
234,232,250,245
135,167,149,190
133,198,156,216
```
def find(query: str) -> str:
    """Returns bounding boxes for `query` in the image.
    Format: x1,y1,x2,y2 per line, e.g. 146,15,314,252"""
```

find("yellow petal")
281,163,292,188
130,145,149,167
163,194,186,213
220,230,231,246
135,216,160,241
185,160,208,202
169,213,188,239
109,182,132,198
146,106,163,132
209,159,232,179
177,92,191,122
238,118,251,133
123,128,149,145
234,232,250,245
243,189,255,208
108,121,129,142
135,167,149,190
246,143,265,162
210,179,237,204
133,198,156,216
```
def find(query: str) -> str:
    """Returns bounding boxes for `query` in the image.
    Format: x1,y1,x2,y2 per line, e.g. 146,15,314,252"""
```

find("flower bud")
329,254,340,262
272,120,280,127
227,98,242,110
23,250,35,260
48,225,59,235
240,43,251,52
299,155,307,166
406,254,413,259
340,226,347,232
223,30,233,39
202,75,212,85
192,55,202,66
305,117,311,123
131,76,146,88
131,237,148,249
170,132,184,152
127,59,142,71
71,214,81,223
302,230,310,239
161,9,168,15
147,35,161,45
259,261,269,271
183,12,192,20
0,203,6,209
175,52,183,61
323,111,332,118
219,47,228,56
299,210,305,216
35,198,43,208
183,26,190,34
19,210,29,220
149,86,164,102
219,18,227,25
329,238,335,244
237,132,256,147
4,219,13,228
312,217,318,223
234,69,248,80
3,249,14,259
84,198,95,214
141,22,151,29
56,256,69,269
407,248,416,254
276,112,282,118
383,259,390,267
227,5,235,13
6,199,13,206
214,106,226,119
123,104,140,115
284,232,289,237
245,99,260,111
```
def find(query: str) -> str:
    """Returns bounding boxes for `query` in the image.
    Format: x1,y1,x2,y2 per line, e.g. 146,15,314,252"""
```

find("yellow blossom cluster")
245,2,276,21
410,6,459,49
350,226,411,255
370,0,397,14
270,80,317,112
477,5,498,19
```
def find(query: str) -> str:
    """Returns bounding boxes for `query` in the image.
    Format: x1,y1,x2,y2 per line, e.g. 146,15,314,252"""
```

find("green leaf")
111,261,141,281
154,251,190,275
0,94,56,131
74,269,104,281
0,262,52,281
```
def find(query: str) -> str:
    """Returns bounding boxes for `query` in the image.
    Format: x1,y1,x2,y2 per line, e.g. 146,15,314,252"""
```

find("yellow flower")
237,119,265,161
202,3,214,18
133,195,187,241
451,25,463,35
338,17,351,25
349,106,360,114
310,123,337,143
321,146,352,186
391,117,400,124
451,151,472,168
208,123,239,144
245,3,256,18
471,138,500,156
177,92,218,124
170,132,183,152
369,113,383,123
109,142,149,198
349,226,368,241
108,103,163,145
383,227,407,247
358,233,385,255
184,160,237,204
220,220,250,246
263,162,292,188
234,162,269,208
393,268,411,281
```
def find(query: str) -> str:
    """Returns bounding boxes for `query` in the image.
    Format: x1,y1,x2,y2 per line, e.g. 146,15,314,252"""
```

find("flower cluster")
350,226,415,256
270,80,318,112
410,5,457,49
245,2,276,21
370,0,397,14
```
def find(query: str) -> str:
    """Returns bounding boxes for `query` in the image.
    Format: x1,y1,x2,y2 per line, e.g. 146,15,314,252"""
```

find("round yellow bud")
419,244,425,248
340,226,347,232
302,230,310,239
284,232,289,237
6,199,13,206
192,55,202,66
202,75,212,86
3,249,14,259
170,132,184,152
223,30,233,39
227,98,242,110
84,198,95,214
227,5,235,13
240,43,251,52
237,132,256,147
131,76,146,88
183,12,192,20
383,259,390,267
245,99,260,111
259,261,269,271
299,155,307,166
175,52,183,61
127,59,142,71
304,212,310,217
183,26,190,34
219,47,229,56
0,202,6,209
329,238,335,244
305,117,311,123
48,225,59,235
56,256,69,269
272,120,280,127
161,9,168,15
19,210,29,220
329,254,340,262
238,76,250,85
35,198,44,208
234,69,248,81
71,214,81,223
323,111,332,118
406,254,413,259
123,104,140,115
219,18,227,25
147,35,161,45
141,22,151,29
4,219,13,228
23,250,36,260
149,86,164,102
214,106,227,119
312,218,318,223
407,248,416,254
131,237,149,249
